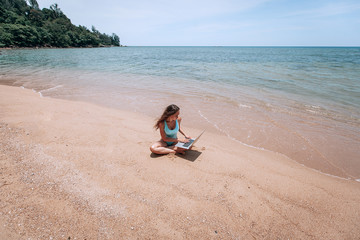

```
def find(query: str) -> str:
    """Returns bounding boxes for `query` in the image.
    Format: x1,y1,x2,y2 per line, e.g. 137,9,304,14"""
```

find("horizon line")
126,45,360,47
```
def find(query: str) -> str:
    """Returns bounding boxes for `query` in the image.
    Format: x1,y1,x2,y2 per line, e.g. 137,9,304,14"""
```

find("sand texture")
1,85,360,239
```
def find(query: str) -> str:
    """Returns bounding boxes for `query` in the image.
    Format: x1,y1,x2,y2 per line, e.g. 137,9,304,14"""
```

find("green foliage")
0,0,121,48
111,33,120,46
28,0,40,10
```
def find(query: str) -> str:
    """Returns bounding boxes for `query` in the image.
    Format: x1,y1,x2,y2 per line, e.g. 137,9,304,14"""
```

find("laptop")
175,130,205,149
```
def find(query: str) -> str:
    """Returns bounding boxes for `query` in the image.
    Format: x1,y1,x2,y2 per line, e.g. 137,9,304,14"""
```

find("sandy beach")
1,85,360,239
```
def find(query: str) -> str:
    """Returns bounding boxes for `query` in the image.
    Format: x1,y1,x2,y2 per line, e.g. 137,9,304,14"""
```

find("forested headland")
0,0,121,48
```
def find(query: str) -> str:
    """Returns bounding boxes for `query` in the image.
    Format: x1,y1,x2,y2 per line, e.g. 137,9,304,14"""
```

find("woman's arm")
178,117,190,139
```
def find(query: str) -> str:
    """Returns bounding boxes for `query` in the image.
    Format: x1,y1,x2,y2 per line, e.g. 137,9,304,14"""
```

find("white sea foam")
40,85,63,93
305,104,321,109
311,167,354,181
238,103,252,109
198,110,221,131
30,88,43,97
198,110,265,151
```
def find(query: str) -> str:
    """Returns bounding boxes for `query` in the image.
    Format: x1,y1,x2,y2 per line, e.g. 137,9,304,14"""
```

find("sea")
1,46,359,180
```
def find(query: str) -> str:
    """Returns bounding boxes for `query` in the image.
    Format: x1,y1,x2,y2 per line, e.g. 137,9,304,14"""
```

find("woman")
150,104,191,154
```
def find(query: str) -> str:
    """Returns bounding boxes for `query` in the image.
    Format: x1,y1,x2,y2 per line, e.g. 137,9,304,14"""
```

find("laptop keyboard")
183,140,194,147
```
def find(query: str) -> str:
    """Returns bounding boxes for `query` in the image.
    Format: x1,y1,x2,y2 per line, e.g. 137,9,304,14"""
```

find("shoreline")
0,45,125,51
1,84,360,239
1,46,359,181
7,83,359,182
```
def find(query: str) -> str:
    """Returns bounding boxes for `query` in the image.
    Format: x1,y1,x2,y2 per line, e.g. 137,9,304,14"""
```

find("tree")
28,8,43,26
0,25,14,46
111,33,120,46
27,0,39,10
49,3,63,19
0,0,121,48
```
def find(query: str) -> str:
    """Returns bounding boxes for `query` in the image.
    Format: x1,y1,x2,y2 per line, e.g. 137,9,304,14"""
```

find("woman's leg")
174,146,186,154
150,140,176,154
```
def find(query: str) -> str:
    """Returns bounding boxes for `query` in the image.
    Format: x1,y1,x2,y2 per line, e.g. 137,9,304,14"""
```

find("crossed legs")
150,140,186,155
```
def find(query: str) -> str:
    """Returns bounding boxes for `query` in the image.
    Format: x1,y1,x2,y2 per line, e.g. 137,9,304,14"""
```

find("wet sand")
1,85,360,239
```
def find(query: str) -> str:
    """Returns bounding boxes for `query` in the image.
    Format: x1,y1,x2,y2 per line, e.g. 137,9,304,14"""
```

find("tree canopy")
0,0,121,48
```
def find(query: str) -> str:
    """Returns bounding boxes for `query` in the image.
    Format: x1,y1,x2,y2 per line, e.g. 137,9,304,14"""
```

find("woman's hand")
181,138,191,143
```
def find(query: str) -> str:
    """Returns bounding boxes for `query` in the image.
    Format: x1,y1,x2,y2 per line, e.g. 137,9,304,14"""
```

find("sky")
36,0,360,46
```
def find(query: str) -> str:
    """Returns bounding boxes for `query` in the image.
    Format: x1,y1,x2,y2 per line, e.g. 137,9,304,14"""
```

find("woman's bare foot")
175,147,186,155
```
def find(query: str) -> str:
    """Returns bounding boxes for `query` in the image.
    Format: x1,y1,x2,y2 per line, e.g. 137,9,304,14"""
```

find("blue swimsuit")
164,120,179,146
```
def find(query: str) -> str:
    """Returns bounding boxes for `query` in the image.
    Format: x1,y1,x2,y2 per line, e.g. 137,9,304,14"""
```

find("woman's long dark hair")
154,104,180,129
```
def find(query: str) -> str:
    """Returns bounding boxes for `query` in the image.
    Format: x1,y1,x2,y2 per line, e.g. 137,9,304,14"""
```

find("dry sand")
1,85,359,239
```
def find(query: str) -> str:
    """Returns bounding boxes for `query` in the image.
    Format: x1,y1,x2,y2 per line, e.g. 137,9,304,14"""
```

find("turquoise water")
1,47,360,179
